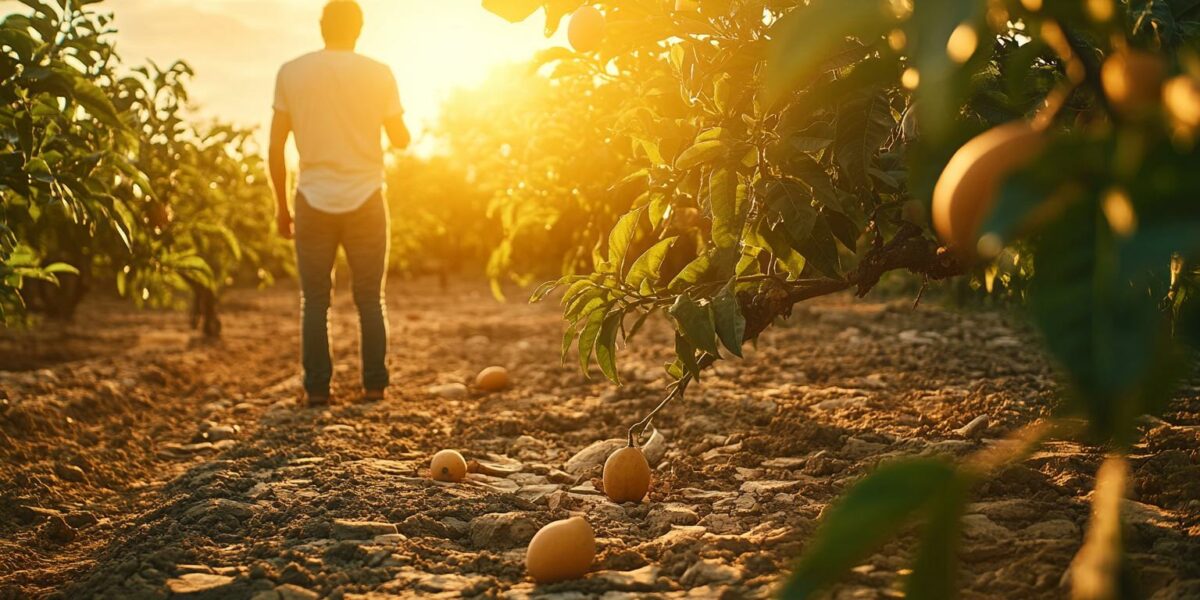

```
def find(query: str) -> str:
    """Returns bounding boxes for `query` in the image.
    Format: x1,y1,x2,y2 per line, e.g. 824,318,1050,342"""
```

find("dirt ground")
0,279,1198,600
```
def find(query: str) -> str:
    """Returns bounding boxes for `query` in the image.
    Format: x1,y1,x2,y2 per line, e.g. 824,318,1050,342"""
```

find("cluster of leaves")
384,152,496,281
0,0,289,326
484,0,1200,597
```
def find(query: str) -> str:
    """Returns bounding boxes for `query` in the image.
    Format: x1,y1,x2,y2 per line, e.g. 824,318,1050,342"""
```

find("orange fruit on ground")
932,121,1045,256
1164,75,1200,130
1101,50,1166,117
475,366,510,391
526,516,596,583
568,6,606,53
429,450,468,482
602,446,651,503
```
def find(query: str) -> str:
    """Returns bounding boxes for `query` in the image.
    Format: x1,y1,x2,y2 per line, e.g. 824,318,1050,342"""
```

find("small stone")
961,514,1012,541
250,592,280,600
275,584,319,600
680,559,742,586
332,519,397,540
647,503,700,534
205,425,238,442
65,511,99,529
739,480,803,496
813,397,866,411
427,383,468,399
468,512,538,549
761,457,808,469
54,463,87,483
166,573,235,595
642,429,668,466
41,515,76,544
955,415,989,439
1022,519,1079,540
565,438,626,474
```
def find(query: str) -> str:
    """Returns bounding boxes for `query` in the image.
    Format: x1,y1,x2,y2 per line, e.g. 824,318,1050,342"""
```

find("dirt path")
1,280,1198,599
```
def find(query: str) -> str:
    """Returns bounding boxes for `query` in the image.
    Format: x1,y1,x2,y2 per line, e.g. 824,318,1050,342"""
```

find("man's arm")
269,110,294,240
385,114,411,150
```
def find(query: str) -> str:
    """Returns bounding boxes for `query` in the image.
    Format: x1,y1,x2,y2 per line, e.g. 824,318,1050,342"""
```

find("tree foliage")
483,0,1200,597
0,0,289,328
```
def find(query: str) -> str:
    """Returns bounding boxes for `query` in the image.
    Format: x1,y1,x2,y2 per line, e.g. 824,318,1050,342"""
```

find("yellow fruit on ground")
526,516,596,583
932,121,1045,255
475,366,510,391
568,6,606,53
429,450,468,482
1101,50,1166,116
602,446,651,503
1164,75,1200,130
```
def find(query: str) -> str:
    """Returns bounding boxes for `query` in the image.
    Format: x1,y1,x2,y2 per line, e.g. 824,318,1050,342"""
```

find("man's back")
274,50,403,213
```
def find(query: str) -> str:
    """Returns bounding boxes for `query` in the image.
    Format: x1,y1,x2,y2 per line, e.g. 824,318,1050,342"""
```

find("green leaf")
674,333,700,379
43,262,78,275
674,139,727,171
781,459,958,599
608,207,645,276
668,293,718,355
596,310,623,384
560,325,579,365
766,180,818,246
796,214,841,278
711,284,745,358
577,306,606,377
765,0,898,102
626,236,677,290
709,167,748,249
905,476,969,600
834,90,895,189
73,77,125,129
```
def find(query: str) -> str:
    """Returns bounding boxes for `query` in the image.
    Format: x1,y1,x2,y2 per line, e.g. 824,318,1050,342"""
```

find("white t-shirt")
274,50,403,213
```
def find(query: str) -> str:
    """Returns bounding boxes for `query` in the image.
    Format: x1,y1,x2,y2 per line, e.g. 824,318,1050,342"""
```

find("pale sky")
16,0,565,138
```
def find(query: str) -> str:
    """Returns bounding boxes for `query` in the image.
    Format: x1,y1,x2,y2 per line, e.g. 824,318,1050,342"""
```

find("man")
270,0,410,405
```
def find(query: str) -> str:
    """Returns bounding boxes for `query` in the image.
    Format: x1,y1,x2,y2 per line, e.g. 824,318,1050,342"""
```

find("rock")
955,415,989,439
761,457,808,469
468,512,538,549
166,573,235,595
41,515,76,544
332,519,397,540
565,438,625,474
698,513,741,535
813,397,867,411
841,437,887,459
591,565,661,591
65,511,99,529
515,484,560,504
1022,519,1079,540
642,429,668,466
277,562,313,587
960,514,1012,541
206,425,238,442
427,383,468,399
275,584,319,600
680,558,742,586
739,480,802,496
250,592,280,600
181,498,256,522
646,503,700,534
321,424,356,435
54,463,87,483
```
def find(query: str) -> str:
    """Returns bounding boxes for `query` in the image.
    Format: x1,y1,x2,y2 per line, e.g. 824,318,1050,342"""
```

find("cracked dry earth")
1,279,1198,600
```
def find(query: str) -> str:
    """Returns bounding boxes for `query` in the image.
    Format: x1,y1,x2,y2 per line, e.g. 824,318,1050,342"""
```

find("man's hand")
277,210,294,240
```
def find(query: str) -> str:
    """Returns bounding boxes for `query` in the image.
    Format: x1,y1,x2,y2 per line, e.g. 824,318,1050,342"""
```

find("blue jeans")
294,191,390,394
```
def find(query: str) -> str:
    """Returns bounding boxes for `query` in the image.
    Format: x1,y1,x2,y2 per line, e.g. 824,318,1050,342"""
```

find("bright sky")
69,0,564,138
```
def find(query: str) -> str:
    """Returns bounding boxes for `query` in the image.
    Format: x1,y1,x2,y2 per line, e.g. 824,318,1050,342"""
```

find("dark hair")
321,1,363,44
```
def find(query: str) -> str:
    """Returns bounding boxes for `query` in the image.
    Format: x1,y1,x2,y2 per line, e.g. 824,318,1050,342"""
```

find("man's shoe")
362,389,385,402
306,392,332,407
